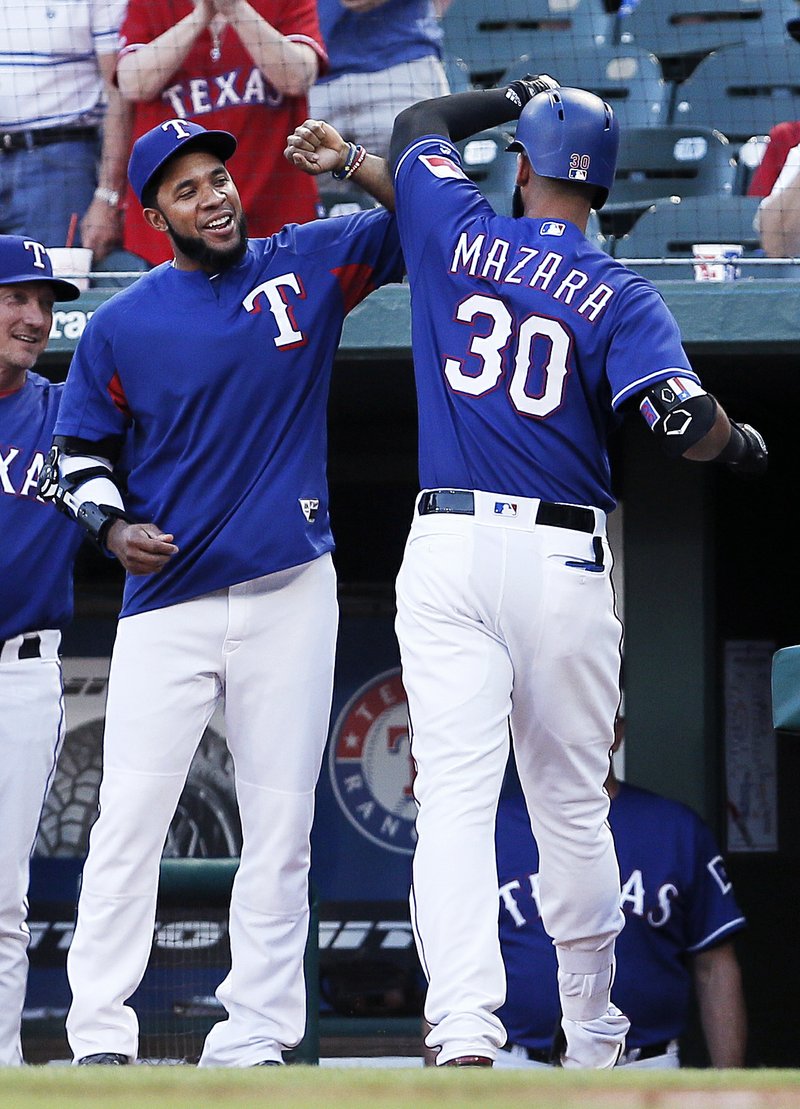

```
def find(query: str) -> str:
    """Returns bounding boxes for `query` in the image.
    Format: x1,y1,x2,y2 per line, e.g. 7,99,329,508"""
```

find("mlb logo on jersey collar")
541,221,566,237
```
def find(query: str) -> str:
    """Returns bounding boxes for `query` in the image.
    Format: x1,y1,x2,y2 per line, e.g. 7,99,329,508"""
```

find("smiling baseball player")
39,118,404,1067
0,235,83,1066
285,78,767,1069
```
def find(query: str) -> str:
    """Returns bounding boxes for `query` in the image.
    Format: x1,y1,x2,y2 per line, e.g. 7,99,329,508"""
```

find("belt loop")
19,633,42,660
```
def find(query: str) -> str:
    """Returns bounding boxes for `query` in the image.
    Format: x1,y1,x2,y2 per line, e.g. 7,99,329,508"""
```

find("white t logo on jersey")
242,273,306,349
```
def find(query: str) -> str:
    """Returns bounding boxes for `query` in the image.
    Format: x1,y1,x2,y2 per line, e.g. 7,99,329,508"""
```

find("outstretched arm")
388,75,558,171
635,381,767,473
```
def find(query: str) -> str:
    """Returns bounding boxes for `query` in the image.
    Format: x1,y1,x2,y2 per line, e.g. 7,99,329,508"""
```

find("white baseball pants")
66,554,338,1066
0,631,64,1066
395,492,624,1065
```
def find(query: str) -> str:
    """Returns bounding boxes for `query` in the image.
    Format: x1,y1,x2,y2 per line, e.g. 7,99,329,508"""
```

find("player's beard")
166,212,249,271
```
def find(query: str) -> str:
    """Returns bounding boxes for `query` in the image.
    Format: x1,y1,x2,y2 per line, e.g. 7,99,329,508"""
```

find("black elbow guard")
639,377,718,458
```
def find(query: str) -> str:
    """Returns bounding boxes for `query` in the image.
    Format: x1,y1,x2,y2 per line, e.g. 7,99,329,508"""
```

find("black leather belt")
502,1038,672,1065
1,125,98,153
0,634,42,660
417,489,595,534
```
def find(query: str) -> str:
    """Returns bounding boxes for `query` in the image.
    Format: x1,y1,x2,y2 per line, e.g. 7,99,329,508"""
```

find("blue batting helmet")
507,87,619,210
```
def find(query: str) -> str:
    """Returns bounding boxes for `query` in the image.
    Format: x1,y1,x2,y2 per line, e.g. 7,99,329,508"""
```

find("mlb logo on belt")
494,502,518,517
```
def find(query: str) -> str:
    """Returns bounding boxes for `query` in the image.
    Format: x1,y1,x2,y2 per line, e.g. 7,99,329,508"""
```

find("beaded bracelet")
332,142,366,181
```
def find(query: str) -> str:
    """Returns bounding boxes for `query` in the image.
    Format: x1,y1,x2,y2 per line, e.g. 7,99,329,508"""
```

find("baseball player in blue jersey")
286,77,766,1068
0,235,83,1066
496,718,747,1069
38,118,404,1067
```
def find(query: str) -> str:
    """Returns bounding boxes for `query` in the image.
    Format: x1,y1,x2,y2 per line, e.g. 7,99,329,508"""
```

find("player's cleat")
76,1052,130,1065
442,1055,494,1067
559,1005,630,1069
252,1060,282,1066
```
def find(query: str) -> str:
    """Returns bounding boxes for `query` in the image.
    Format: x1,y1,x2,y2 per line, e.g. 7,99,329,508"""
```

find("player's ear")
515,153,531,189
143,207,168,233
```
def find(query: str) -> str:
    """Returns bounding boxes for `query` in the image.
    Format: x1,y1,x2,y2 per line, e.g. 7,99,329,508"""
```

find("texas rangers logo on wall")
329,668,417,855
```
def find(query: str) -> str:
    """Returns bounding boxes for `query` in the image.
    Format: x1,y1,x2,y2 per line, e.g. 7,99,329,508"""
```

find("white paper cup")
691,243,743,282
47,247,93,291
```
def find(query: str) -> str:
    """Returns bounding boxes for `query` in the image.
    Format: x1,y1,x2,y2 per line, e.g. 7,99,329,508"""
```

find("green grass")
2,1068,800,1109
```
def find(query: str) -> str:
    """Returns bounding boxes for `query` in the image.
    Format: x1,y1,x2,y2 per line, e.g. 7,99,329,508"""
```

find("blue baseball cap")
128,119,238,205
0,235,81,301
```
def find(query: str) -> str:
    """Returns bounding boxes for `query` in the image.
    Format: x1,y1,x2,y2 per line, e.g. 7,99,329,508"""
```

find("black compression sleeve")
389,88,520,172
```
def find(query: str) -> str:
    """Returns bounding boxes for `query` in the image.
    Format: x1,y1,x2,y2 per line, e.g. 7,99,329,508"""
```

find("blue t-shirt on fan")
315,0,443,80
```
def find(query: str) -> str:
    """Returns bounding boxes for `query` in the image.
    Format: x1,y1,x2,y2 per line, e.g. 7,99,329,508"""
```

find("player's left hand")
725,421,768,476
284,119,348,176
506,73,559,112
106,520,180,575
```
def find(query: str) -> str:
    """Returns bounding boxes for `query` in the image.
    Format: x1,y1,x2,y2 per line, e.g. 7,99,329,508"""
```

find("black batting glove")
719,421,768,476
505,73,559,113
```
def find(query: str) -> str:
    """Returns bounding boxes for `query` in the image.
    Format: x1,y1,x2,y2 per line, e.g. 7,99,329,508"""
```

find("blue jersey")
496,782,746,1052
54,210,403,618
0,373,84,639
316,0,443,81
393,137,698,511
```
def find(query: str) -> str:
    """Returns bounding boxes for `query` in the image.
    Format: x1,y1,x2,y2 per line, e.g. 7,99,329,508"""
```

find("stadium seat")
440,0,614,89
675,45,800,151
609,123,735,204
616,0,777,64
90,248,150,289
613,194,795,278
502,42,669,128
600,123,736,239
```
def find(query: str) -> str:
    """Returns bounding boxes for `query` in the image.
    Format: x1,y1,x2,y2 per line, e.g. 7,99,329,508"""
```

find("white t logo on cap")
23,240,48,269
162,119,193,140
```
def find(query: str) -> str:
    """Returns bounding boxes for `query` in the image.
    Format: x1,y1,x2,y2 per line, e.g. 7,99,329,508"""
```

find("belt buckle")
2,132,14,151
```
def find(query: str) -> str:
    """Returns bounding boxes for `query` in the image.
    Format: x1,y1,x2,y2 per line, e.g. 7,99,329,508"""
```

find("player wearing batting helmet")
286,78,767,1069
0,235,83,1065
38,119,404,1067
